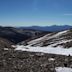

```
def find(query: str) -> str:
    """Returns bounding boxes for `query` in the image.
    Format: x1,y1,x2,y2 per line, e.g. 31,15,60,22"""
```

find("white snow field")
15,45,72,56
55,67,72,72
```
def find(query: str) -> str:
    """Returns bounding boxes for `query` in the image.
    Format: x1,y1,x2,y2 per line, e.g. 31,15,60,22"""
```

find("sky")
0,0,72,26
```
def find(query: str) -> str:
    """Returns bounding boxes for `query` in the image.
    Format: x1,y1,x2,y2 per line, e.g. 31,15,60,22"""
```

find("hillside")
20,29,72,48
0,37,13,49
0,26,49,44
0,27,72,72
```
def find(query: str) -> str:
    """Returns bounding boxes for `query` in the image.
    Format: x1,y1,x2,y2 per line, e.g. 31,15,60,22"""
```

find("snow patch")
15,45,72,56
50,39,72,47
55,67,72,72
27,30,68,46
4,48,9,50
55,30,68,37
27,33,51,46
48,58,55,61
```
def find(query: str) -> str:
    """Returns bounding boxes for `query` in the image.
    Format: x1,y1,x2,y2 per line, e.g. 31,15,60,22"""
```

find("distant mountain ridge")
19,25,72,32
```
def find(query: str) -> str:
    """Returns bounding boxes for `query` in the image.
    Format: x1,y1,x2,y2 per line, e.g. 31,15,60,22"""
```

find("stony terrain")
0,37,14,49
0,47,72,72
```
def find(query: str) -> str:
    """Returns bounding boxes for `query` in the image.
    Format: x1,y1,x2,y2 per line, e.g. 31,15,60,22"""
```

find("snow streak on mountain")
15,29,72,56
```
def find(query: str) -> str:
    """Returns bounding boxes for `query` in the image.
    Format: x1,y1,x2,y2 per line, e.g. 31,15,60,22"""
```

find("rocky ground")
0,47,72,72
0,37,14,48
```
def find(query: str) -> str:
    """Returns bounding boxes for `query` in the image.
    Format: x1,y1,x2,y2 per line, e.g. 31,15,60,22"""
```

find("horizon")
0,25,72,27
0,0,72,26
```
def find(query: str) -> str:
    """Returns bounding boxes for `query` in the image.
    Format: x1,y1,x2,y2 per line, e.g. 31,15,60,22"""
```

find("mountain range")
19,25,72,32
0,25,72,48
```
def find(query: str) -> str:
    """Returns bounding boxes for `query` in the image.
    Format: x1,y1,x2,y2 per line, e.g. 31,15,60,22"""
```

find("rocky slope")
0,48,72,72
0,37,14,49
20,29,72,48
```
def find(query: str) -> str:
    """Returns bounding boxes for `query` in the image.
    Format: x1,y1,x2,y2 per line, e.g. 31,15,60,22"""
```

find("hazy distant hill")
19,25,72,32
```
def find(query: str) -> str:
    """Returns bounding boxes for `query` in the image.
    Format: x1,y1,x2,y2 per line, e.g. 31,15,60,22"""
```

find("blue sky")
0,0,72,26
